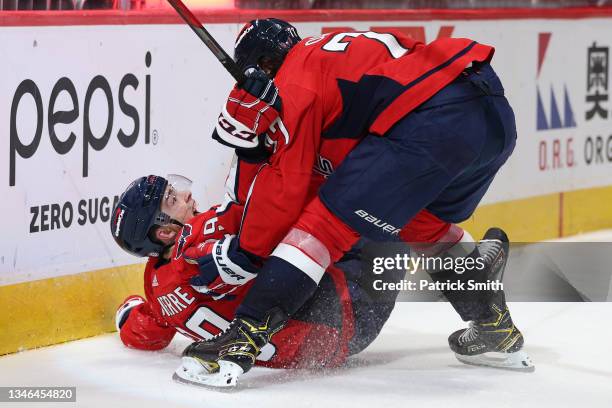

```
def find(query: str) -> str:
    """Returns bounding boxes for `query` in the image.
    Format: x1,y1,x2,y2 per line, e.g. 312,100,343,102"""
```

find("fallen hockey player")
111,174,403,376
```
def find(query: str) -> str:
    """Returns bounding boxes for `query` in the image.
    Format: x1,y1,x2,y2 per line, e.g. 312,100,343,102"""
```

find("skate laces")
459,322,479,344
208,318,239,342
477,239,502,265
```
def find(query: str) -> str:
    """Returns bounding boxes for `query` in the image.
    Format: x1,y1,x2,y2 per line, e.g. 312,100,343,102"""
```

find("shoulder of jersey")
170,212,213,260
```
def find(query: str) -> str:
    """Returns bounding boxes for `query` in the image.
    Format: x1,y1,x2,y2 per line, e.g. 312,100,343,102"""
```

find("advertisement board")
1,11,611,290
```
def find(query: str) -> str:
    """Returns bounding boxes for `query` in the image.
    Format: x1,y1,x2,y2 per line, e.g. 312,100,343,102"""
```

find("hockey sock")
236,255,319,321
428,246,495,322
414,226,496,321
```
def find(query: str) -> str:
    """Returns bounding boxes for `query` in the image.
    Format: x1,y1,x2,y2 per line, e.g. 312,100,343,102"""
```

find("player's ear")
155,226,178,244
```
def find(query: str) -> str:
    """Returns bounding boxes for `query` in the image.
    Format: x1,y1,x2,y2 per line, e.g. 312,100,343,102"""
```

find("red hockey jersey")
234,32,494,258
118,210,354,369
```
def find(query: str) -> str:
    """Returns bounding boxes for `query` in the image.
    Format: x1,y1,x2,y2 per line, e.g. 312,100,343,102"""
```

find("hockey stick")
167,0,245,83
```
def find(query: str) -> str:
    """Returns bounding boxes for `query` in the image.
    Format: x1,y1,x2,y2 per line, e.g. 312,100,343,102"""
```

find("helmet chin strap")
170,219,185,228
168,211,201,228
169,209,200,228
158,210,201,260
161,209,202,240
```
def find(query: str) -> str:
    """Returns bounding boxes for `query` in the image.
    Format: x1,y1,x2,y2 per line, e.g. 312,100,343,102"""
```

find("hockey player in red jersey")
180,19,532,386
111,175,400,372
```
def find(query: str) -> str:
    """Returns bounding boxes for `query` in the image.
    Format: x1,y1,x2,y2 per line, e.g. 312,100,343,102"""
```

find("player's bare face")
160,185,198,224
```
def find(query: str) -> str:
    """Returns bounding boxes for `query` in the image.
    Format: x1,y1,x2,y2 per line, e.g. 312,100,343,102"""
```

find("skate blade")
455,350,535,372
173,357,244,388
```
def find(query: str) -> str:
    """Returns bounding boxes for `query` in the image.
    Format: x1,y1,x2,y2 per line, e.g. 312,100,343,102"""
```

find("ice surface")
1,302,611,408
2,229,611,407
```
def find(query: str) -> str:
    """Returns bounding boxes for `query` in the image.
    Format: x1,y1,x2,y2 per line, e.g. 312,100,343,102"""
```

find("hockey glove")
213,69,281,150
116,295,176,350
116,295,146,331
185,235,259,298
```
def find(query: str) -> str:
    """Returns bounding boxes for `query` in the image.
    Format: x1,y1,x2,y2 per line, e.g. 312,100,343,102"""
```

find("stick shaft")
167,0,244,83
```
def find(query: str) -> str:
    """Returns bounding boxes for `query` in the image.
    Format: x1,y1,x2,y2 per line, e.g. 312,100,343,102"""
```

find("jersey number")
183,306,230,340
322,32,409,59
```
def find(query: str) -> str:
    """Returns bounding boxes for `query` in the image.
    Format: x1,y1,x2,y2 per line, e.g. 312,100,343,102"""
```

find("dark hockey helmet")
234,18,301,76
110,175,171,258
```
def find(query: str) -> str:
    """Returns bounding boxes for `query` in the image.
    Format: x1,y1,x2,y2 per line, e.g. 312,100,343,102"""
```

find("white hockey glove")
185,235,259,297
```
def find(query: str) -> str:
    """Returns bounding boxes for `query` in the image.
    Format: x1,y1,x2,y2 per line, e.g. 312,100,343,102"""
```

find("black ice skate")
173,309,287,388
448,228,535,372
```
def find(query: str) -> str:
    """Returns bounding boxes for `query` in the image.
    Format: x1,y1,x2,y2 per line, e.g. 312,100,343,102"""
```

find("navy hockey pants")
293,239,402,356
319,63,517,241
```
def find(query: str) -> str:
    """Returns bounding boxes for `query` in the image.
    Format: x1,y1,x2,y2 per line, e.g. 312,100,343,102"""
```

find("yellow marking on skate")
237,326,261,354
194,357,220,373
479,309,506,327
499,333,521,352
